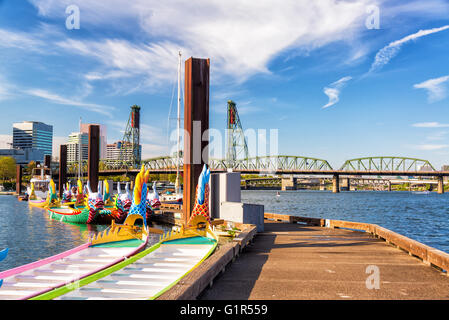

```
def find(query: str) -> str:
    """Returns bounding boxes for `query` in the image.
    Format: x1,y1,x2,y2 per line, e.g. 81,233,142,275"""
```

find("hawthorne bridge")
59,102,448,194
62,155,448,194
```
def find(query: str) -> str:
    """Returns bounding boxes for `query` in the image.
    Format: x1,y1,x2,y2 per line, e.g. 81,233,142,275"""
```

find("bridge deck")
199,221,449,300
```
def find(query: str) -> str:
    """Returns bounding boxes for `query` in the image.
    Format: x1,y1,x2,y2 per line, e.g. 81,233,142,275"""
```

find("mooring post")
88,125,100,193
183,57,210,225
16,164,22,195
59,145,67,199
44,155,51,169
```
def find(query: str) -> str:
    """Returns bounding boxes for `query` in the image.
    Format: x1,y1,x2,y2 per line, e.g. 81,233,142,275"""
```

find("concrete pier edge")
155,210,449,300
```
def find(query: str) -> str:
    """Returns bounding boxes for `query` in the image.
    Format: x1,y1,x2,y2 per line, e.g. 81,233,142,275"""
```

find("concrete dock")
199,219,449,300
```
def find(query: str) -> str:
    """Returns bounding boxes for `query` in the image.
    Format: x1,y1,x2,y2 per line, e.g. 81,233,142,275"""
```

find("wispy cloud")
411,144,448,151
31,0,376,85
369,25,449,73
321,76,352,109
426,131,448,141
412,122,449,128
413,75,449,102
24,89,116,117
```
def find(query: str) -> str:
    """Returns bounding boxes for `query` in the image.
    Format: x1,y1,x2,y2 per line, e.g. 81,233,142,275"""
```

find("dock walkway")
199,221,449,300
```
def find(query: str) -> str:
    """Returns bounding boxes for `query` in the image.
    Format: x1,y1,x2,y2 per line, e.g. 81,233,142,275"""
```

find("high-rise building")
12,121,53,159
106,141,142,161
80,123,107,160
67,132,89,163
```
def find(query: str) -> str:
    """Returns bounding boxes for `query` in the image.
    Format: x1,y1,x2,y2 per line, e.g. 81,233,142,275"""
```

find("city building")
11,121,53,163
0,148,45,165
106,141,142,162
67,132,89,163
80,123,107,160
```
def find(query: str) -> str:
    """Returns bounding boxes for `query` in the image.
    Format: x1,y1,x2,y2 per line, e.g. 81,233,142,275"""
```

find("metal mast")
226,100,248,168
175,51,182,194
78,117,82,180
120,105,141,168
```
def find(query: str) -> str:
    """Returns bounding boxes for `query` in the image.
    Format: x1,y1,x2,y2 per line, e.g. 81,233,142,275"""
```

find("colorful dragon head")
29,182,37,200
102,180,114,206
44,179,60,207
116,182,132,212
75,179,85,206
188,164,211,226
147,181,161,209
127,165,150,227
85,181,105,212
61,182,72,203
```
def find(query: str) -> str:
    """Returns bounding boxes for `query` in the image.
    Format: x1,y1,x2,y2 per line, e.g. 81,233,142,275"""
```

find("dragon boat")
33,164,218,300
27,166,52,208
29,180,60,209
0,213,149,300
47,180,119,224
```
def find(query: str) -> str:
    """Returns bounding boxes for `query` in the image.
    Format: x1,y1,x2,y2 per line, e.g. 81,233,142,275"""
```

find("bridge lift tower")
226,100,248,168
119,105,142,168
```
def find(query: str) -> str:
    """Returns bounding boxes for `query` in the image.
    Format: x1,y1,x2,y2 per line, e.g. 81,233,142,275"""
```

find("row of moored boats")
0,165,217,300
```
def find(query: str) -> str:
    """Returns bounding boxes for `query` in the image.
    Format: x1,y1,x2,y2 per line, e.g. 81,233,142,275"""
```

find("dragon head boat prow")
161,164,217,243
188,164,211,226
126,165,153,230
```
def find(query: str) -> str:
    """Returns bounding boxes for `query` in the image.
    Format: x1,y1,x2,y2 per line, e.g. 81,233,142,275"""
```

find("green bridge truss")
65,156,436,175
140,155,333,172
339,157,436,172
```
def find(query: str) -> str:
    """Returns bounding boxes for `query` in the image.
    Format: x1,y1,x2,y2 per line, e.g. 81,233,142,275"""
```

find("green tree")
0,156,17,181
27,161,37,174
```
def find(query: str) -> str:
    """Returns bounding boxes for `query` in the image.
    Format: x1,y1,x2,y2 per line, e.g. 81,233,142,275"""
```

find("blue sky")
0,0,449,169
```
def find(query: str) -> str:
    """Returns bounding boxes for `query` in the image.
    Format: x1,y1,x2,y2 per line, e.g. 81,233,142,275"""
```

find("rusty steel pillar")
332,174,340,193
16,165,22,195
88,125,100,193
183,57,210,225
44,155,51,169
437,176,444,194
58,145,67,199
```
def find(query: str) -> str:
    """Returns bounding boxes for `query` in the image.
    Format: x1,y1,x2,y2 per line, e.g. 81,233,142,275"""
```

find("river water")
0,196,165,272
1,190,448,272
242,190,449,253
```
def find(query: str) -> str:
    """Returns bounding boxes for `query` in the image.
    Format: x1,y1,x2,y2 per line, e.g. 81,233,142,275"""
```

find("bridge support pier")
387,181,392,192
340,178,350,191
281,177,297,191
332,174,339,193
437,176,444,194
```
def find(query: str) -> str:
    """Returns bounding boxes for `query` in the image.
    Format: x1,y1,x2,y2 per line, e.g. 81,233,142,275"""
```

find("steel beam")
16,165,22,195
183,57,210,225
59,144,67,199
88,125,100,193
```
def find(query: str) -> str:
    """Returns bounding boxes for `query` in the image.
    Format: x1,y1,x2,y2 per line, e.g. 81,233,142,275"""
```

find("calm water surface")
1,191,449,272
242,190,449,253
0,196,167,272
